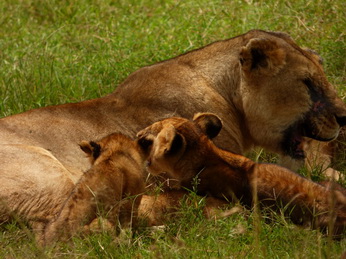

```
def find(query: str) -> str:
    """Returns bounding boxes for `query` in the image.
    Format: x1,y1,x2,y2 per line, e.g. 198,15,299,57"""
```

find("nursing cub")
137,113,346,234
43,133,146,245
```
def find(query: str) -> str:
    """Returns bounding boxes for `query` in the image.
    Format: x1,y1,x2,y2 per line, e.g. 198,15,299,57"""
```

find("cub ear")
79,141,101,161
136,132,154,154
157,124,186,156
240,38,286,76
193,112,223,139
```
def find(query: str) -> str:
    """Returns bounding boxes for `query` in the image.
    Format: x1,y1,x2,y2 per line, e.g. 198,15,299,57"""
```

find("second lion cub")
137,113,346,235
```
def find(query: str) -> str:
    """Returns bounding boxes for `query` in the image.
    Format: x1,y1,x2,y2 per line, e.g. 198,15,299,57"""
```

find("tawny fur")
42,133,146,245
138,114,346,235
42,132,231,245
0,30,345,230
138,191,231,226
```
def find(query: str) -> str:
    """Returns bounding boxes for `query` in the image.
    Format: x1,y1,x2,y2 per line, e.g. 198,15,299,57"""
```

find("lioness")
0,30,345,228
137,113,346,234
42,133,145,245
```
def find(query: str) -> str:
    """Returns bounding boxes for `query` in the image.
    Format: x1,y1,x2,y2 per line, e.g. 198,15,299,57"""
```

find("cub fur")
138,190,231,227
42,132,230,245
43,133,145,245
138,113,346,235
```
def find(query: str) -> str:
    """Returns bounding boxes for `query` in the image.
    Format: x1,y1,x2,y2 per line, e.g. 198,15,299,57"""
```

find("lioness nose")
336,115,346,127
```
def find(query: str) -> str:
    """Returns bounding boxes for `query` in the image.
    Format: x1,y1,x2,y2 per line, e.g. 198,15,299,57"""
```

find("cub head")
238,30,346,159
79,132,144,166
137,113,222,183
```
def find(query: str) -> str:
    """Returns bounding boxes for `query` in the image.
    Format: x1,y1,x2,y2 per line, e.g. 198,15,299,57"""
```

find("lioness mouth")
282,119,336,159
282,125,305,159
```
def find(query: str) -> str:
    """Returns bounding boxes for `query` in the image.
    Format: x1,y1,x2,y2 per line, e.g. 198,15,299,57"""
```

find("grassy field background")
0,0,345,258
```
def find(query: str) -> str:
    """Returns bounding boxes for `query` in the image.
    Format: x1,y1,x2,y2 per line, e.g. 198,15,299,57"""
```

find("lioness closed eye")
137,113,346,235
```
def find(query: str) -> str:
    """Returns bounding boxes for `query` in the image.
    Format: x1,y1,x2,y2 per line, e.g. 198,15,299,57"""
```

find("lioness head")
238,31,346,159
137,113,222,183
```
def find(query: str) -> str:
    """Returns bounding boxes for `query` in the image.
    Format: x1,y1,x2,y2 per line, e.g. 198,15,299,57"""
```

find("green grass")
0,0,345,258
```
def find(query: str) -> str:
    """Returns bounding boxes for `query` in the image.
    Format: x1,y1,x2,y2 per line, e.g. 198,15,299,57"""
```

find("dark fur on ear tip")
193,113,223,139
79,141,91,154
166,133,184,155
137,137,153,152
250,48,267,70
90,141,101,160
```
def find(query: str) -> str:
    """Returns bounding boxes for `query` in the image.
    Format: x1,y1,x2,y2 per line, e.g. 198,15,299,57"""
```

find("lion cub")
137,113,346,235
43,133,146,245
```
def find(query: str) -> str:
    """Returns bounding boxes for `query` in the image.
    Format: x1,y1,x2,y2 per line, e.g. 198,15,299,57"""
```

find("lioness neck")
176,38,243,104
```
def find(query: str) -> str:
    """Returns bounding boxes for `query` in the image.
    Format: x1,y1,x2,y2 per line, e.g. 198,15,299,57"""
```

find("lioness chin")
0,30,345,229
137,113,346,236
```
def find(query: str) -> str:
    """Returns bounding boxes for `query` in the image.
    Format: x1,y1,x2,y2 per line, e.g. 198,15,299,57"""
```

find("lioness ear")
240,38,286,76
157,124,186,156
79,141,101,160
193,112,223,139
